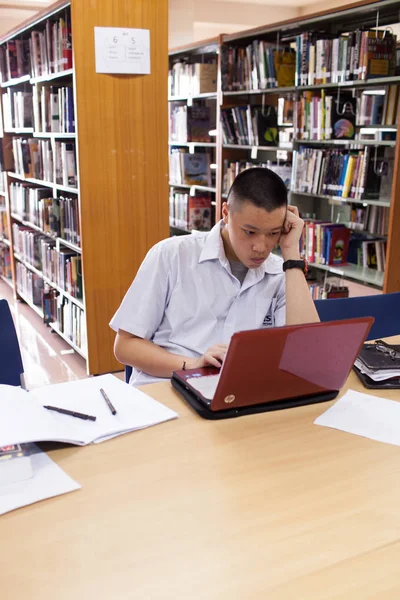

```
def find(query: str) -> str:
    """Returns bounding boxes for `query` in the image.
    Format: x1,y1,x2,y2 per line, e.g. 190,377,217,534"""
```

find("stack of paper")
0,374,178,447
355,358,400,381
355,342,400,383
0,444,80,516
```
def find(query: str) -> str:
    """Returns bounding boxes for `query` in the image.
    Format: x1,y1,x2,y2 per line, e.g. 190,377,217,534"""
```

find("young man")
110,168,319,385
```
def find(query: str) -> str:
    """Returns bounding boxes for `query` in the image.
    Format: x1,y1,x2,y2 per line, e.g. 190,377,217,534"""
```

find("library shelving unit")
168,38,220,235
0,0,169,374
168,0,400,294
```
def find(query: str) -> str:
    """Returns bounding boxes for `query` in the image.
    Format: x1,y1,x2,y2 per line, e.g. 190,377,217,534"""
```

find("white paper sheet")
315,389,400,446
0,447,80,516
94,27,150,74
0,375,178,447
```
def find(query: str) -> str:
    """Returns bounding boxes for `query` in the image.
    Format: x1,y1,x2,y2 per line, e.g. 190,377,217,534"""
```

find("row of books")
169,105,212,143
0,245,11,280
308,282,349,300
33,85,75,133
295,29,397,86
12,224,81,299
2,89,33,130
2,85,75,134
291,146,394,200
221,105,278,146
10,184,80,245
347,204,390,237
293,89,398,141
29,15,73,78
0,13,72,82
40,241,82,300
348,234,387,271
169,61,217,97
43,290,87,352
12,225,48,270
14,260,86,351
0,208,9,240
169,150,212,187
294,91,354,140
16,262,43,308
12,137,77,187
221,43,296,91
220,29,397,92
358,89,395,126
304,221,386,272
223,161,292,194
169,190,212,231
308,282,327,301
300,221,351,265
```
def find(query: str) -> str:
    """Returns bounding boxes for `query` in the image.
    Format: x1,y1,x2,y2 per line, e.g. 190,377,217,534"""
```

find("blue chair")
0,299,26,388
125,365,133,384
314,293,400,341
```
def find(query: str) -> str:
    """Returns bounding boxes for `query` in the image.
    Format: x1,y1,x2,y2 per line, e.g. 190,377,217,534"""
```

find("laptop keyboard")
186,374,221,401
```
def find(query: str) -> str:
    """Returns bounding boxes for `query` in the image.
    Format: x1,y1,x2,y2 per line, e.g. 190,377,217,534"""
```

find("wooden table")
1,338,400,599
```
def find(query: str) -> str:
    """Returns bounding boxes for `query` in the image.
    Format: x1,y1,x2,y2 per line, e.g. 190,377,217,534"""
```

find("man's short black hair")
227,167,288,212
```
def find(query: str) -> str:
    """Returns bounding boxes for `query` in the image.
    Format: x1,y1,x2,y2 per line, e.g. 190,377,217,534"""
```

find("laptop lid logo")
224,395,235,404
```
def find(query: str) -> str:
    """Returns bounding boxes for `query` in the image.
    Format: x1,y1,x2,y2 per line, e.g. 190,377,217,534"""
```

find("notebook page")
0,385,83,446
31,374,178,444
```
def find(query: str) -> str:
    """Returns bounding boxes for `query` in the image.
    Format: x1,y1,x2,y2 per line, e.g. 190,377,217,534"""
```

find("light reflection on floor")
1,280,89,389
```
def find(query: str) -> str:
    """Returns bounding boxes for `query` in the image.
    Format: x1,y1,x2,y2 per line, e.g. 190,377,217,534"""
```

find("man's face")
221,200,286,269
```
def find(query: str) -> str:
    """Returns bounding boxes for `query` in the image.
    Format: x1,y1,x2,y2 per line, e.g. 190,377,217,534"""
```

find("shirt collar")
198,220,283,275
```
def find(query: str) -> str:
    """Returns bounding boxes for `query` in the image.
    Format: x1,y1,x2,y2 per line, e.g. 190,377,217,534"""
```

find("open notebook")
0,374,178,447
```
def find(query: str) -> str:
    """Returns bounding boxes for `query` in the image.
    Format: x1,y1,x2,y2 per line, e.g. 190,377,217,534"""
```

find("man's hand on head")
278,205,304,261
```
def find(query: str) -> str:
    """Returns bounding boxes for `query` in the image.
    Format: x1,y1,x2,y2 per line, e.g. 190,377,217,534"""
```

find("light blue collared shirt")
110,221,285,386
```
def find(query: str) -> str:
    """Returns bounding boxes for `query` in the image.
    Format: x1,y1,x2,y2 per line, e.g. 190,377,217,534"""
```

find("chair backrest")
0,299,25,387
314,293,400,341
125,365,133,384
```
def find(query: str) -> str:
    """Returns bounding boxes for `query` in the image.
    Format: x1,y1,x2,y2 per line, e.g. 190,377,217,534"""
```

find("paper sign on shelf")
94,27,150,75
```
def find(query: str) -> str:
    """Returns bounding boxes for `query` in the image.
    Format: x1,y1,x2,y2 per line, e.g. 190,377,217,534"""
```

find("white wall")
169,0,196,48
0,9,38,38
299,0,351,16
169,0,299,48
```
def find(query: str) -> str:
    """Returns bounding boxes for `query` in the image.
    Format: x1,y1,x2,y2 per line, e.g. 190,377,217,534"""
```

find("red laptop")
171,317,373,419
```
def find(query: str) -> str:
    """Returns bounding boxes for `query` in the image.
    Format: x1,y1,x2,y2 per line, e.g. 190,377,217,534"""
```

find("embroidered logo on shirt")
263,314,273,326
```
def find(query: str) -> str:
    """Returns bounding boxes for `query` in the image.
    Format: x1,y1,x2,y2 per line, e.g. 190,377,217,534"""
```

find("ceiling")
0,0,317,40
212,0,315,5
0,0,52,37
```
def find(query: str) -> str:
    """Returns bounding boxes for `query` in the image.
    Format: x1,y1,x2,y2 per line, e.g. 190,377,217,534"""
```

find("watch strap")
282,259,308,275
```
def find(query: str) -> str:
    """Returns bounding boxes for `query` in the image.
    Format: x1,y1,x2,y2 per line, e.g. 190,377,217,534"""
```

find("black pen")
44,405,97,421
100,388,117,415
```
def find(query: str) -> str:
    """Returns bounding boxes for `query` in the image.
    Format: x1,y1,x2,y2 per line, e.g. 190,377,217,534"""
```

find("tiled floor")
0,280,123,389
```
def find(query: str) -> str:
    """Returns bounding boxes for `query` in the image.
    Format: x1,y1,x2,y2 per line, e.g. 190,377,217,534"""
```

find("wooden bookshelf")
168,0,400,294
0,0,169,374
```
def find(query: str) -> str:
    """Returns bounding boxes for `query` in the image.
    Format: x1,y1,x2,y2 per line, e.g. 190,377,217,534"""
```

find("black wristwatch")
282,259,308,275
